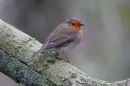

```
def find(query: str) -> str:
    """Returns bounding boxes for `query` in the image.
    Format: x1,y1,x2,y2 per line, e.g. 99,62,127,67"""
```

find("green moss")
0,19,113,86
47,59,56,64
0,50,49,86
41,68,62,85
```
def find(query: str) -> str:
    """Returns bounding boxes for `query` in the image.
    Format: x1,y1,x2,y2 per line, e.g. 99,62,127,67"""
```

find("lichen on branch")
0,19,129,86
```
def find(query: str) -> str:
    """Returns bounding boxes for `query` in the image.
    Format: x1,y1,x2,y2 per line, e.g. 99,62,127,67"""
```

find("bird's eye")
71,23,75,26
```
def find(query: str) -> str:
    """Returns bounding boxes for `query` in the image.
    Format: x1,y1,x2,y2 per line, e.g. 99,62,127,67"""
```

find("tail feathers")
38,43,48,53
32,41,49,58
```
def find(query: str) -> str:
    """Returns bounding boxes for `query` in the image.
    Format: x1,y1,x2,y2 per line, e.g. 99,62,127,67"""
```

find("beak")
80,23,84,26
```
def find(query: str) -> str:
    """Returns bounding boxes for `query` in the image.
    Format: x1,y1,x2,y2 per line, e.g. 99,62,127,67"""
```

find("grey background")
0,0,130,86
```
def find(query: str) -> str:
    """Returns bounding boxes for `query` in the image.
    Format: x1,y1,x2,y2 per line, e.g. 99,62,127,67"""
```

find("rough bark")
0,49,49,86
0,19,129,86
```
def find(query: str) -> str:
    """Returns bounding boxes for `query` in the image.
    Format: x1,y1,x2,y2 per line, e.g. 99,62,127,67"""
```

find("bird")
33,17,84,62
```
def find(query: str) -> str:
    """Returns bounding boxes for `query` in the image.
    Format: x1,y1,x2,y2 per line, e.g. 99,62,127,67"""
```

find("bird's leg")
56,49,70,63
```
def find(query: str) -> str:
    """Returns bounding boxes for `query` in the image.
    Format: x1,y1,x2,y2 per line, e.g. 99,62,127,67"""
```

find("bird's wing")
45,33,77,49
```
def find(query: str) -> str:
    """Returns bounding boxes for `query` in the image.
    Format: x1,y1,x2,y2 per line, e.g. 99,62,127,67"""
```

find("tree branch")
0,49,49,86
0,19,129,86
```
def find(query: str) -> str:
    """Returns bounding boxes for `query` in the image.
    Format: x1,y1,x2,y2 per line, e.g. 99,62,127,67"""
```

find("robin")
34,17,84,62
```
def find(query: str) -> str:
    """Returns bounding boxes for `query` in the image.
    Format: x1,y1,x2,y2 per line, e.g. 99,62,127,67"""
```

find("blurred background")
0,0,130,86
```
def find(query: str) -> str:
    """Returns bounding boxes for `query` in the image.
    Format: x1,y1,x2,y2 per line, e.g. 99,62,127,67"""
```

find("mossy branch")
0,49,49,86
0,19,129,86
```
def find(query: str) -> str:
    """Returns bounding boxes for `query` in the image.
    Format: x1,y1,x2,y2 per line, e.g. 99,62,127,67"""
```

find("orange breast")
79,29,83,40
69,26,83,40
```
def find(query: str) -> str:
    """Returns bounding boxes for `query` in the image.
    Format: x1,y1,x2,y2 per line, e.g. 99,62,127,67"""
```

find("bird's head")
66,17,84,39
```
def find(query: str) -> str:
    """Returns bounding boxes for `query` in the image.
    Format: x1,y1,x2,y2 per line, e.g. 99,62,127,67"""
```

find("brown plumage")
34,17,84,62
